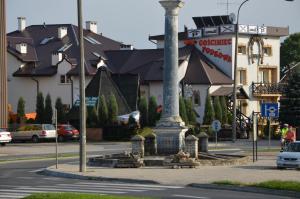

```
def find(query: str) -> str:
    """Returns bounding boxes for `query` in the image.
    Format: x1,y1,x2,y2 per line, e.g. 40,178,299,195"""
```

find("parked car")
117,111,140,125
0,128,12,146
11,124,56,143
57,124,79,142
276,141,300,169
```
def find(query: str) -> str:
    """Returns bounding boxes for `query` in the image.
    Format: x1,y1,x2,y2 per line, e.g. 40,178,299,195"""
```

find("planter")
86,128,103,142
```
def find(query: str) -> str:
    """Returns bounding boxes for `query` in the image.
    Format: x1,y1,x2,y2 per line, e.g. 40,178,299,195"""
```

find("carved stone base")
154,126,188,155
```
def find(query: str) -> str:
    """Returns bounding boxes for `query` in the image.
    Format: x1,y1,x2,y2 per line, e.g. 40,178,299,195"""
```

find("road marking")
57,183,164,191
16,187,126,194
172,194,209,199
0,189,45,193
28,168,45,173
77,182,183,189
42,177,63,181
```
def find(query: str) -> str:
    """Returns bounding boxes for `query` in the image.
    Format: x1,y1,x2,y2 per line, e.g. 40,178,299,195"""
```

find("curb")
41,168,160,185
188,183,300,198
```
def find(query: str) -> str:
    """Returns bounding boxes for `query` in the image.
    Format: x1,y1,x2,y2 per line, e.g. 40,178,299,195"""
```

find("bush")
138,97,148,127
185,98,196,125
44,94,53,124
107,93,118,125
103,125,137,141
98,95,108,127
55,98,66,124
17,97,25,123
213,96,222,123
137,127,154,137
35,92,44,124
179,96,188,125
148,96,158,126
86,107,98,128
203,94,215,125
220,96,228,124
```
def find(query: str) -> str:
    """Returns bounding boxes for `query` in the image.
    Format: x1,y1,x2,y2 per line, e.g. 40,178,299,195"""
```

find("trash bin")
197,132,208,153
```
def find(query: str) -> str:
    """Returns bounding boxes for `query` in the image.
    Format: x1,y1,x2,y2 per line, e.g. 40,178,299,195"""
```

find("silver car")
277,141,300,169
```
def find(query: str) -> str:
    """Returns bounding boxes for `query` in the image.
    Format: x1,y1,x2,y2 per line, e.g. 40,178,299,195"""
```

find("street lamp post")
77,0,86,172
232,0,249,143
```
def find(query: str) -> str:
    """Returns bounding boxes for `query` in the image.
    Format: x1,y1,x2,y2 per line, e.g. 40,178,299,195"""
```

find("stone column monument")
0,0,8,129
155,0,187,155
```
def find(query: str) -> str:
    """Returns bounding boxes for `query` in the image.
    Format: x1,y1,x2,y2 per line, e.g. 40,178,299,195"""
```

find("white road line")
77,182,183,189
37,185,145,192
172,194,209,199
0,195,27,198
28,168,45,173
42,177,62,181
0,189,45,193
15,187,126,194
57,183,164,191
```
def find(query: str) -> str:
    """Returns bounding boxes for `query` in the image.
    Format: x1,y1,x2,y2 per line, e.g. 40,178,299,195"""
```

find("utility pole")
77,0,86,172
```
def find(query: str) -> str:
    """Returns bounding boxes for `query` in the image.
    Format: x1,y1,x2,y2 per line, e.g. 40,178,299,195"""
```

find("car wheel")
277,166,285,170
32,135,39,143
0,143,6,146
58,135,64,142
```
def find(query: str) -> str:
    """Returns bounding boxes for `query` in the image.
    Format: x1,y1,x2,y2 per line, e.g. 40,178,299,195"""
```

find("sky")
6,0,300,49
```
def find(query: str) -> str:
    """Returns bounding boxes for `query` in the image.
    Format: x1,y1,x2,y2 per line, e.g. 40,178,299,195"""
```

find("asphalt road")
0,157,296,199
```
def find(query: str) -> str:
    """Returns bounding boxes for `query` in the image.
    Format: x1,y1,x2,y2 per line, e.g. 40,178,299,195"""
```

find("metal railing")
252,82,287,95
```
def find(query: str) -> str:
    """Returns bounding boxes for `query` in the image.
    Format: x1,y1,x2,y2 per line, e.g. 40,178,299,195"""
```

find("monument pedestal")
154,121,187,155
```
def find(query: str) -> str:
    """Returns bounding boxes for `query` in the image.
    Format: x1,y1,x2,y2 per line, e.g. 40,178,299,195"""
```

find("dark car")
57,124,79,142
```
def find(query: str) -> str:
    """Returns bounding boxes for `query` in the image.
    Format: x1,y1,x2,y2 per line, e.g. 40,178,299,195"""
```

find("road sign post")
211,120,221,148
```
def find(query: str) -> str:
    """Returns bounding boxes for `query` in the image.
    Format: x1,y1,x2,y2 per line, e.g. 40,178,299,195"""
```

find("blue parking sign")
261,103,279,118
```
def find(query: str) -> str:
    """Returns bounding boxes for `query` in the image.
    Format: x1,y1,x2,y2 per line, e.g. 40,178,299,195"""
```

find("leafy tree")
203,94,215,125
179,96,188,125
87,106,98,128
44,94,53,124
138,97,148,127
107,93,118,125
279,70,300,126
213,96,223,123
35,92,45,124
220,96,228,124
280,33,300,77
55,98,66,124
17,97,25,123
184,98,196,124
148,96,158,126
98,95,108,127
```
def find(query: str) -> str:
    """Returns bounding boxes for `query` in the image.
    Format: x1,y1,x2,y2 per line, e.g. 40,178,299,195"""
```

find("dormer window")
60,75,71,84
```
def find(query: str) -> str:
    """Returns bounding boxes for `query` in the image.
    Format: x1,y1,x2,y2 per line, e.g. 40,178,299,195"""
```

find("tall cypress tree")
87,106,98,128
220,96,228,124
213,96,223,123
98,95,108,127
203,94,215,125
35,92,45,124
107,93,118,125
280,70,300,126
55,97,66,124
184,98,196,124
179,96,188,125
44,94,53,124
138,97,148,127
148,96,158,126
17,97,25,123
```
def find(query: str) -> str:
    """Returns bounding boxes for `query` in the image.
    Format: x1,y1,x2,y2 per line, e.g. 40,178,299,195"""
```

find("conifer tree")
44,94,53,124
148,96,158,126
17,97,25,123
98,95,108,127
55,98,66,124
184,98,196,124
220,96,228,124
179,96,188,125
107,93,118,125
35,92,45,124
87,106,98,128
213,96,223,123
138,97,148,127
203,94,215,125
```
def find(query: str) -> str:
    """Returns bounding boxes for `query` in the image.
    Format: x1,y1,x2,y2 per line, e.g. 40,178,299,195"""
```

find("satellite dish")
229,13,236,23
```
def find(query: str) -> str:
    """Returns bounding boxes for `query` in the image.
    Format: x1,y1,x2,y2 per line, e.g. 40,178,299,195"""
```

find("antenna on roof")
217,0,236,15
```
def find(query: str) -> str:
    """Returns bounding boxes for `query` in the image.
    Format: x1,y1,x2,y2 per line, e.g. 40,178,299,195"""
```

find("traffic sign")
211,120,221,132
261,103,279,118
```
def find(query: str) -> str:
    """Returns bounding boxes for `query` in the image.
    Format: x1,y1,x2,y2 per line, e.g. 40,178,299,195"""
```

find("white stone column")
155,0,187,155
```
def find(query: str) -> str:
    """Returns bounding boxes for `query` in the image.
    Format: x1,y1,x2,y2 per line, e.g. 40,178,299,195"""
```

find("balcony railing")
252,82,287,96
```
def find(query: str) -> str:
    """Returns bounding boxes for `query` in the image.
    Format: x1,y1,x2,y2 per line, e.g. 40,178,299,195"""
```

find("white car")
276,141,300,169
117,111,140,124
0,128,12,146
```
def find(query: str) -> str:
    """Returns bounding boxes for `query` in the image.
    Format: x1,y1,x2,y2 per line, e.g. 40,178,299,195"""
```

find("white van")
11,124,56,143
0,129,12,146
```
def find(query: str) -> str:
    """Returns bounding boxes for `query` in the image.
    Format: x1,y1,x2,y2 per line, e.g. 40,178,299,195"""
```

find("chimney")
120,44,134,50
86,21,97,34
58,27,68,39
18,17,26,32
51,52,63,66
16,43,27,54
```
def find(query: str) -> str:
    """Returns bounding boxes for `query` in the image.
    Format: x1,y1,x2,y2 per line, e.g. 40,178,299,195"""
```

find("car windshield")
43,124,55,130
64,125,75,131
285,143,300,152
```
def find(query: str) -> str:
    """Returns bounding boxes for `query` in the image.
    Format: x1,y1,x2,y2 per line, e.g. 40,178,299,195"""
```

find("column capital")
159,0,184,16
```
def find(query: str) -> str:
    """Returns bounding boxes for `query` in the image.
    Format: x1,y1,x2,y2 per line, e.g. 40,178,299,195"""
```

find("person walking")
281,124,289,149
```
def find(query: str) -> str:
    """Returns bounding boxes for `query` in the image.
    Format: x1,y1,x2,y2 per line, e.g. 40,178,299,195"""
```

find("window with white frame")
237,69,247,85
259,70,270,83
60,75,71,84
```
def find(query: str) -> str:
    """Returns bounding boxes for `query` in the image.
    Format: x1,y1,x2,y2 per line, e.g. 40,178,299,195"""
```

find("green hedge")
103,125,137,141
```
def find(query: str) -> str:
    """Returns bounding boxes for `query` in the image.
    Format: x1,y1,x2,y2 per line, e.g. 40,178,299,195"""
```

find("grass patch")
213,180,300,192
23,193,155,199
